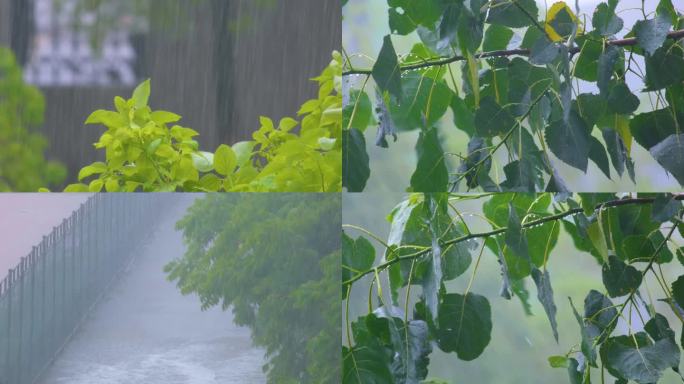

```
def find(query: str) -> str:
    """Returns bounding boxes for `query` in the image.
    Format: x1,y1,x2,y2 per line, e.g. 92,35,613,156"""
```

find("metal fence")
0,193,167,384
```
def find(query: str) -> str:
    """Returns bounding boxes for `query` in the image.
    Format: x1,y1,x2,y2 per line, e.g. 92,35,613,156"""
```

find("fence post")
17,259,24,384
6,269,13,384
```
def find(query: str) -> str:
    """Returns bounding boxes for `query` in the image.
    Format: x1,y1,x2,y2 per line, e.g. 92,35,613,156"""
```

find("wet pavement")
37,197,266,383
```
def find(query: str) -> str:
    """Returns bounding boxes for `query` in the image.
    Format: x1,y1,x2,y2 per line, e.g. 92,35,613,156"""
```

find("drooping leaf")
458,136,491,189
474,96,516,137
342,129,370,192
375,91,397,148
649,134,684,186
437,292,492,361
439,3,463,43
389,73,453,132
504,202,531,275
633,13,671,56
545,111,591,172
597,44,622,96
373,35,403,102
601,332,680,384
630,108,678,150
601,256,643,298
531,267,559,342
592,0,623,36
482,24,514,52
589,136,611,179
644,40,684,91
343,315,394,384
673,275,684,310
602,128,627,177
574,37,602,82
651,194,681,223
410,128,448,192
606,82,639,115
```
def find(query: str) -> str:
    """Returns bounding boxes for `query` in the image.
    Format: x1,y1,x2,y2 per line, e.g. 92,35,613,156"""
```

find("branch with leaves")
342,192,684,384
342,0,684,192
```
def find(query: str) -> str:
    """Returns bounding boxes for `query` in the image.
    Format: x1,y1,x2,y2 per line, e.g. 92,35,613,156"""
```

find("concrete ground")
37,196,266,384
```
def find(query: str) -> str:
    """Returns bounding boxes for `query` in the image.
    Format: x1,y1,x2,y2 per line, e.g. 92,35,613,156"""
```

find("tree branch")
343,195,684,286
342,29,684,76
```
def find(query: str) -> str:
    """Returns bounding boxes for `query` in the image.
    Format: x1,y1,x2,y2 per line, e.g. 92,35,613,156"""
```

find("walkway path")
37,196,266,383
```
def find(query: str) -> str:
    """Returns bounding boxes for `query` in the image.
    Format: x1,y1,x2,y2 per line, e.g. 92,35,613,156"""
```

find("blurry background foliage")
165,193,340,384
0,47,65,191
342,0,684,193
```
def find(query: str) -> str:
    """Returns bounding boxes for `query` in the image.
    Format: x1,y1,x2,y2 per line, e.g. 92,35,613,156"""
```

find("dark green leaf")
630,108,678,150
597,45,622,96
450,95,475,136
389,73,453,132
545,111,591,172
373,35,403,102
474,96,516,137
602,128,627,177
437,292,492,361
343,316,394,383
673,275,684,310
342,129,370,192
458,136,491,189
644,40,684,91
410,128,448,192
589,136,611,179
375,91,397,148
651,194,681,223
592,0,623,36
504,202,531,272
567,358,583,384
483,24,514,51
456,5,485,53
649,134,684,186
530,36,561,65
439,3,463,42
486,0,538,28
601,255,642,298
531,267,559,342
578,290,617,366
606,82,639,114
634,13,671,56
574,37,602,82
601,332,680,384
387,0,442,35
341,232,375,300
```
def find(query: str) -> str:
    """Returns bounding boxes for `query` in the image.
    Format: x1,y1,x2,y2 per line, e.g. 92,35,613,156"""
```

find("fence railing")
0,193,168,384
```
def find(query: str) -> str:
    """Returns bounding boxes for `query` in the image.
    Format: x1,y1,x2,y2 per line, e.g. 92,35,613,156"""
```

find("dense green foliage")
59,52,341,192
342,0,684,192
0,48,66,191
166,194,340,384
343,192,684,383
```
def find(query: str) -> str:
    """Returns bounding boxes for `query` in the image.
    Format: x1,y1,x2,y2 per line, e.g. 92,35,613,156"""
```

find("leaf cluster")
342,0,684,192
61,52,342,192
343,192,684,383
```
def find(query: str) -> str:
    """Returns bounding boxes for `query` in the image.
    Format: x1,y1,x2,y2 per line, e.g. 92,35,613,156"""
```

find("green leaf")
486,0,538,28
342,233,375,299
342,129,370,192
482,24,513,52
602,128,627,177
573,38,602,82
474,96,516,137
191,151,214,173
213,144,237,176
450,95,475,136
673,275,684,310
85,109,126,127
644,40,684,91
150,110,181,124
389,73,453,132
545,111,591,172
651,193,681,223
529,36,560,65
601,332,680,384
504,202,531,276
580,290,617,365
548,355,569,368
531,267,559,342
231,141,255,167
589,136,611,179
606,82,639,114
372,35,403,102
633,13,671,56
597,45,622,96
131,79,151,108
410,128,448,192
438,3,462,43
78,162,107,181
630,108,678,150
343,90,373,131
567,358,583,384
602,256,642,298
343,315,394,383
592,0,623,36
437,292,492,361
649,134,684,186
